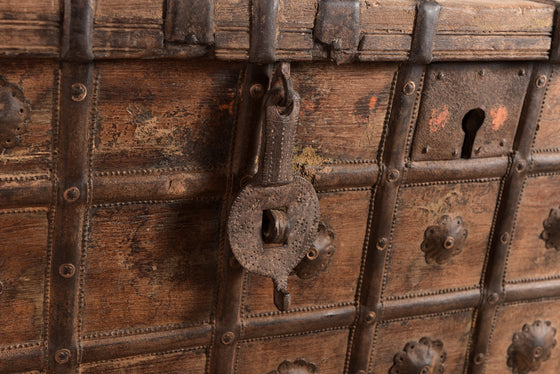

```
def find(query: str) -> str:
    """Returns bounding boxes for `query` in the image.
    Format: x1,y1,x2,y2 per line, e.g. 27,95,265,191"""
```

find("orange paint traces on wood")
368,96,377,111
490,106,508,130
429,105,449,133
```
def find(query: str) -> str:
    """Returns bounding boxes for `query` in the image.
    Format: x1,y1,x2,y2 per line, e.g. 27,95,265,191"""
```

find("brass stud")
500,232,510,244
487,292,499,305
59,263,76,278
387,169,400,183
536,75,547,88
250,83,264,98
365,311,376,323
474,352,485,365
403,81,416,96
376,237,388,251
221,331,235,345
55,349,71,364
71,83,87,102
63,186,80,203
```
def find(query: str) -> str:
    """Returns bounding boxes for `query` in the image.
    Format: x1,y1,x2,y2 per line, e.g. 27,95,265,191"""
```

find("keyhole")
262,209,289,245
461,108,485,159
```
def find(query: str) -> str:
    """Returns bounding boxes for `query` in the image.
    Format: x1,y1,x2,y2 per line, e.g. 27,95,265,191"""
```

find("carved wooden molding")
421,215,467,265
267,358,318,374
507,320,557,374
389,337,446,374
541,207,560,251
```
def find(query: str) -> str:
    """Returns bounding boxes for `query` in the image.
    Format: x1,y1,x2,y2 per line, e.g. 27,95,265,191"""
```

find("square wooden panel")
0,60,57,176
81,200,221,335
369,309,474,374
235,328,349,373
383,180,500,299
93,60,241,172
505,174,560,283
241,189,370,316
292,63,396,164
0,209,49,346
534,66,560,152
80,348,207,373
486,299,560,374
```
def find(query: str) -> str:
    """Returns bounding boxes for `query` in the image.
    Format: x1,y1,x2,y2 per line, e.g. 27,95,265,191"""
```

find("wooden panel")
534,66,560,152
82,200,221,335
358,0,415,61
433,0,554,60
487,299,560,374
505,174,560,283
0,1,60,56
214,0,250,59
242,190,370,315
383,180,500,299
370,310,474,373
80,348,207,373
0,209,48,346
0,60,56,176
95,0,162,24
93,60,241,172
292,63,396,164
235,328,349,373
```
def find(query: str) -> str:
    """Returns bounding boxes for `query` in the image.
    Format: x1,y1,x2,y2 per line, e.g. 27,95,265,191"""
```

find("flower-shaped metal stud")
541,207,560,251
507,320,557,374
421,215,468,265
267,358,317,374
390,337,446,374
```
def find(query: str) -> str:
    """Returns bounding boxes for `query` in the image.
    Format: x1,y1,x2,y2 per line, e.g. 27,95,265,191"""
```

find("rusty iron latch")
228,63,320,311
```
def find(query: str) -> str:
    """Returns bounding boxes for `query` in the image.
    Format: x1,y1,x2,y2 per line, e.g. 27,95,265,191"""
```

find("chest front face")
2,1,560,373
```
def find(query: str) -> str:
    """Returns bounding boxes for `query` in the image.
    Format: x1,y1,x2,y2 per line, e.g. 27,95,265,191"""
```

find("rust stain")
490,106,508,130
429,105,449,133
218,100,234,115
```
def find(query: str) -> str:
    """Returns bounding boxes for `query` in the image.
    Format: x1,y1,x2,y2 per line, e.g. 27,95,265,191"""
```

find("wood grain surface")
384,181,500,299
81,200,221,335
0,210,48,346
505,174,560,283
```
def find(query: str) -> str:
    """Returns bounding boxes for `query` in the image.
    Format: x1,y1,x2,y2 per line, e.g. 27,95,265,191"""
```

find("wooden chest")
2,0,560,373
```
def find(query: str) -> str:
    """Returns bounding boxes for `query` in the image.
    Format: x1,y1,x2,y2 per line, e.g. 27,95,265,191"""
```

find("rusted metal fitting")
487,292,500,305
71,83,87,102
63,186,81,202
221,331,235,345
376,237,388,251
403,81,416,95
59,263,76,278
473,352,485,365
55,349,71,364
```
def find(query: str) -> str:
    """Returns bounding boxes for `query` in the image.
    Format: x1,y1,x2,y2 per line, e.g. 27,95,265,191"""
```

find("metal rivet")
515,161,525,173
71,83,87,102
474,352,485,365
63,186,80,202
250,83,264,98
221,331,235,345
518,69,526,77
59,264,76,278
499,139,506,147
500,232,509,244
376,237,388,251
436,72,444,80
365,311,376,323
422,146,430,154
479,70,486,77
55,349,71,364
387,169,400,183
487,292,499,305
536,75,547,88
452,149,459,157
403,81,415,95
